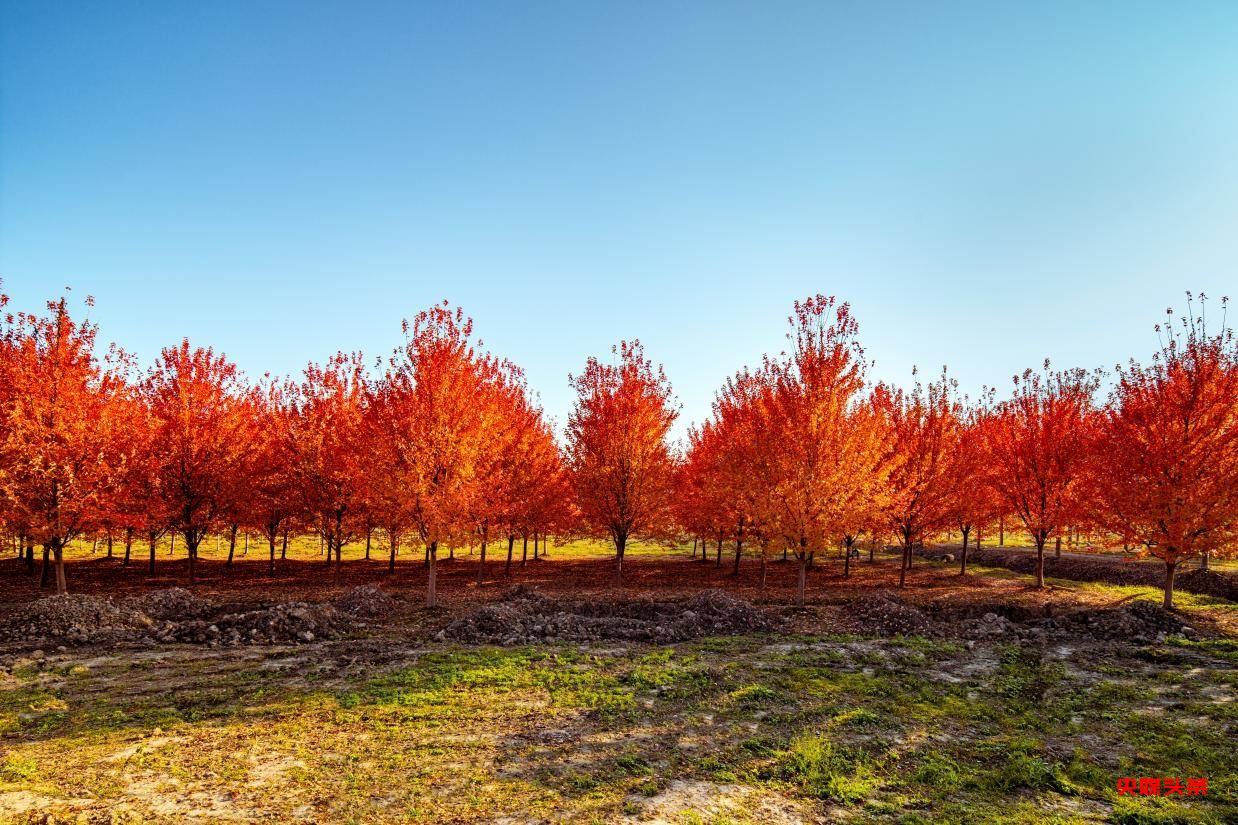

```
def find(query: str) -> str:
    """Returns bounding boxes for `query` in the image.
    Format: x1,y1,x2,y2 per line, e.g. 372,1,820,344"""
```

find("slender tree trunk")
53,540,67,595
796,552,807,607
1200,551,1209,572
170,532,175,555
759,551,767,590
999,516,1005,546
123,528,133,566
365,528,372,560
388,533,398,574
227,524,238,566
269,534,277,575
106,533,114,559
960,534,970,575
426,541,438,608
782,546,788,563
477,532,488,585
1164,560,1178,609
533,531,539,560
843,538,853,578
521,534,528,567
960,526,970,559
716,536,723,568
691,537,697,558
869,543,875,563
615,533,626,585
506,534,515,575
975,526,981,551
281,528,289,560
333,511,343,585
187,536,198,585
41,546,51,587
243,532,249,557
1034,534,1046,589
149,535,157,576
1055,534,1062,559
25,538,35,575
898,533,911,588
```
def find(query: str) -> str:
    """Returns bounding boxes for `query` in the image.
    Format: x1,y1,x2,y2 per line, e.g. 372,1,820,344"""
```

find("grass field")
1,551,1236,823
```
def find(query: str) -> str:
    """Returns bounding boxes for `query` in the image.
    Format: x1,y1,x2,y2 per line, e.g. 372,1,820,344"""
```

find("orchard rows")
2,290,1235,610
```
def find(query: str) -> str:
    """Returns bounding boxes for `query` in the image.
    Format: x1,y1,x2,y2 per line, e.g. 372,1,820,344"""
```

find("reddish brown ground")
6,549,1231,638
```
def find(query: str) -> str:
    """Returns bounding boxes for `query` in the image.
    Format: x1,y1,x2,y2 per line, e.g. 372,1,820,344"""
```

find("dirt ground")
1,551,1235,823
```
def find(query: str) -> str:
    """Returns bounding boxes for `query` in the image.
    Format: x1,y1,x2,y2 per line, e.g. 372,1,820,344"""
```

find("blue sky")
2,1,1236,439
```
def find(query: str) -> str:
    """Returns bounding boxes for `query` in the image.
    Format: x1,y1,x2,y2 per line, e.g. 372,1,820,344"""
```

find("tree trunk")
332,511,343,585
796,552,807,607
732,530,744,577
53,541,67,595
269,534,278,575
388,533,398,574
1164,560,1178,609
426,541,438,608
40,546,51,586
25,538,35,575
616,533,626,585
281,528,289,560
149,536,157,576
123,528,133,566
716,537,723,568
477,533,488,585
759,552,767,590
365,528,372,560
960,533,970,575
227,524,238,566
506,534,515,575
843,538,853,578
521,534,528,567
999,516,1005,546
691,537,697,558
898,534,911,589
975,526,981,551
1034,535,1046,589
243,531,249,557
187,536,198,585
533,531,539,560
106,533,114,559
1054,535,1062,559
960,526,970,559
1200,551,1209,572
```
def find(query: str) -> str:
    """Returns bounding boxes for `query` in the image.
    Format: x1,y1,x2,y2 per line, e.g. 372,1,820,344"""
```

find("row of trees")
674,294,1238,607
2,288,1235,608
0,296,569,606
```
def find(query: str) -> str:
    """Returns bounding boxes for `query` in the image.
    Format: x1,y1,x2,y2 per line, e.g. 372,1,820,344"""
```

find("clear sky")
2,1,1236,440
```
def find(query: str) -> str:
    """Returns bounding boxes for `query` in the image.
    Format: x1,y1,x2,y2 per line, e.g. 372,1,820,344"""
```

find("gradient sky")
2,1,1237,439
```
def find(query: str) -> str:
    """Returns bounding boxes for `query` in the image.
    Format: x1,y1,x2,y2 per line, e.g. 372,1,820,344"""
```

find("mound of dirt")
438,587,776,645
1176,569,1236,600
332,585,397,618
849,593,933,636
123,588,212,621
1057,600,1197,643
0,595,154,645
164,602,350,646
0,593,358,649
